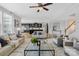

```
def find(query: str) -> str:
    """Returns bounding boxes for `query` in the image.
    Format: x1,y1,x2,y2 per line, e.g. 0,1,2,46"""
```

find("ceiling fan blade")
42,7,49,11
43,3,53,6
38,3,43,6
29,6,39,8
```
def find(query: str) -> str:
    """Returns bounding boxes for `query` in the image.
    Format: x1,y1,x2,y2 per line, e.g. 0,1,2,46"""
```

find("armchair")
63,35,73,47
73,38,79,50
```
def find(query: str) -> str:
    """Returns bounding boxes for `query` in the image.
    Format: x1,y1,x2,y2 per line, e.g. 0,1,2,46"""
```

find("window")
3,13,13,35
0,11,2,35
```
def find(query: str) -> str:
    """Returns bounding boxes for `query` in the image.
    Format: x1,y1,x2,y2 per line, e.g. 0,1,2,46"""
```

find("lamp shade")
17,27,20,31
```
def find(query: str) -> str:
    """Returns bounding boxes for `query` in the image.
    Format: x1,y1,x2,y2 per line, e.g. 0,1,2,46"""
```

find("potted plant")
31,37,38,44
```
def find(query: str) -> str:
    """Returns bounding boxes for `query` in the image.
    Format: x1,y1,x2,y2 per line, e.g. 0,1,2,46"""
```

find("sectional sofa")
0,33,25,56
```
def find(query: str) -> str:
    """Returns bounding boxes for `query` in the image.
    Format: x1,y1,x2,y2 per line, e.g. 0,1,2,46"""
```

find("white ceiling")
0,3,79,23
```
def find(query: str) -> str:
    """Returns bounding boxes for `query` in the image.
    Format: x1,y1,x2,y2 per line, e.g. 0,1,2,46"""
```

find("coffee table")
24,40,55,56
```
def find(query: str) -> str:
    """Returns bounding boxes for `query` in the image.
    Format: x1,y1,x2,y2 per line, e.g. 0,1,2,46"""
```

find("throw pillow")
0,38,8,47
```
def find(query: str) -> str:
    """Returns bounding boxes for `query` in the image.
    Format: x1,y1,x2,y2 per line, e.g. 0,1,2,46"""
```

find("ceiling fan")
29,3,53,12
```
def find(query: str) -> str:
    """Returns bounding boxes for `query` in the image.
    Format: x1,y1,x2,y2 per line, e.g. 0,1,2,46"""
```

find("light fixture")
17,27,21,35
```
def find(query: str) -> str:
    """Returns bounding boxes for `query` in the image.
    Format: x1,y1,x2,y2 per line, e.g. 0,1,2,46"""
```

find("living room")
0,3,79,56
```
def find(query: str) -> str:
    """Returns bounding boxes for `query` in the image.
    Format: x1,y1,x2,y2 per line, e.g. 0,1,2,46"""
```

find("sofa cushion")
10,34,17,40
64,46,79,56
0,45,14,56
73,38,79,50
74,43,79,50
10,40,19,48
